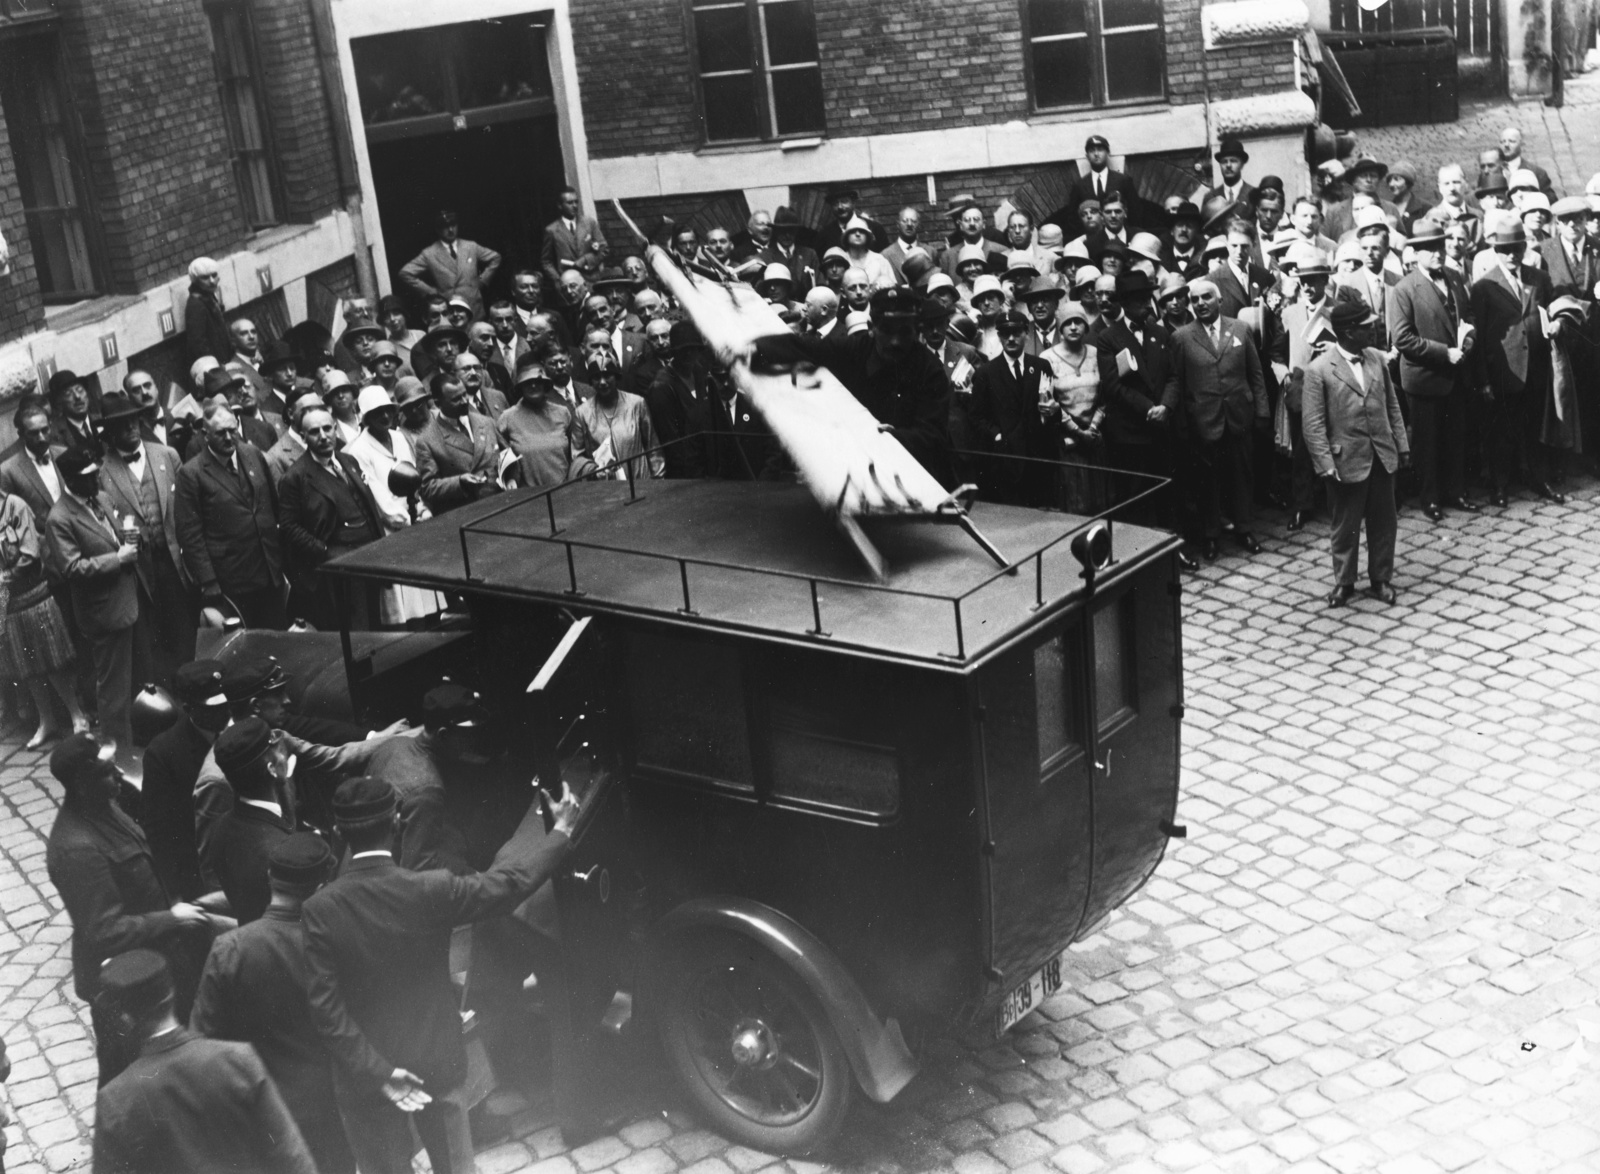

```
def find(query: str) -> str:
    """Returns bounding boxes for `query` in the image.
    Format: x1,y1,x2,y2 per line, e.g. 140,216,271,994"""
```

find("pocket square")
1230,336,1241,348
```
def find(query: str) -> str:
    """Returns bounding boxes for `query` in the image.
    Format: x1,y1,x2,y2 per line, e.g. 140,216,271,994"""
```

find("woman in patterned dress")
0,493,87,748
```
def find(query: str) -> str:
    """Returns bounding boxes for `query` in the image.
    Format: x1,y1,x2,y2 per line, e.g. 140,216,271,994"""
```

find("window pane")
1032,38,1091,108
761,650,899,816
352,29,447,122
1034,635,1079,765
702,73,762,141
1101,0,1161,28
1103,28,1164,101
1028,0,1088,38
695,6,753,73
1093,598,1133,730
454,17,554,108
626,632,753,787
769,723,899,815
771,66,825,135
763,0,819,65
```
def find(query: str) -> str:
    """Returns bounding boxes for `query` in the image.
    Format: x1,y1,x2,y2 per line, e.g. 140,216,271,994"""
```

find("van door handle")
571,865,611,903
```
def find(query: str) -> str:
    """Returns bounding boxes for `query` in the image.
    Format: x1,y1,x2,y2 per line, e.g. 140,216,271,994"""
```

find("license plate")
996,952,1065,1035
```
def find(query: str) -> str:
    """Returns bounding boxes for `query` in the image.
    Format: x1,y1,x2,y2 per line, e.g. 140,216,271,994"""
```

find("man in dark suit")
46,735,214,1084
94,949,316,1174
1210,138,1257,210
191,833,355,1174
1210,224,1273,319
1165,277,1270,559
814,186,889,255
302,776,577,1174
539,187,608,288
969,310,1059,506
139,660,228,902
47,450,142,762
202,719,296,924
97,392,192,687
1161,202,1206,279
708,379,781,480
400,210,503,320
48,369,101,457
1066,135,1130,235
277,408,385,630
415,373,504,513
175,404,288,629
1323,154,1404,241
1302,288,1411,607
762,206,821,297
1389,222,1478,521
1471,222,1558,505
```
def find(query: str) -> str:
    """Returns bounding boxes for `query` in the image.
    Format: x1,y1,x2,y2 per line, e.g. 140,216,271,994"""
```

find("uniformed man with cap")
753,285,956,485
191,833,354,1174
95,948,317,1174
970,309,1059,505
302,775,578,1174
46,734,216,1084
140,659,230,901
203,718,299,924
1067,135,1129,231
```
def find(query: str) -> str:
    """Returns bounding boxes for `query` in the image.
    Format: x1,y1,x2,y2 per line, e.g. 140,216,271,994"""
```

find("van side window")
761,653,900,817
1033,633,1081,766
1093,593,1136,732
626,632,753,789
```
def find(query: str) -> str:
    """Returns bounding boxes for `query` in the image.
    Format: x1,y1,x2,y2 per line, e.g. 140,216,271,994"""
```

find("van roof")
327,479,1176,666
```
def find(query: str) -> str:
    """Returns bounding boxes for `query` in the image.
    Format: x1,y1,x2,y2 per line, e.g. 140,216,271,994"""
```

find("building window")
0,32,102,301
205,1,280,229
689,0,825,143
1024,0,1165,111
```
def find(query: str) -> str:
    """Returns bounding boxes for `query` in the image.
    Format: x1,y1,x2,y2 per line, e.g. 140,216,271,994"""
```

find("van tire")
658,934,852,1155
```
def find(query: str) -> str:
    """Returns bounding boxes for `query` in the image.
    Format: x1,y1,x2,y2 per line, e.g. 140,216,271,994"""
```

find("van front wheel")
658,935,852,1155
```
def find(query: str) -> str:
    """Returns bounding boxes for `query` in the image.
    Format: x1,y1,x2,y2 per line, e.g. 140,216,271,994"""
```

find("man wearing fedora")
1324,154,1403,241
48,370,102,457
761,207,821,297
816,186,888,255
97,391,192,687
409,321,469,386
1162,202,1207,279
1211,138,1256,210
1301,286,1410,607
1390,220,1478,522
193,367,276,455
402,210,502,320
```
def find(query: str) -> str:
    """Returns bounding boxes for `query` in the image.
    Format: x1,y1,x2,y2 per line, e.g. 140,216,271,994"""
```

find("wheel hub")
729,1019,776,1068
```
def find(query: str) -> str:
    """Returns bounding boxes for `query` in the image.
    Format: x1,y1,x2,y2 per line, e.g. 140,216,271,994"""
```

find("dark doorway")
368,116,566,310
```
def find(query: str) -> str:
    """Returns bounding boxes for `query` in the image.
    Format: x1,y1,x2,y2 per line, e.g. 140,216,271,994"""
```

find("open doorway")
352,13,567,312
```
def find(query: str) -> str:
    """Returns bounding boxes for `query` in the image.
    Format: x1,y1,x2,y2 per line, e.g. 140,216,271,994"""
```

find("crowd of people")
4,123,1600,1173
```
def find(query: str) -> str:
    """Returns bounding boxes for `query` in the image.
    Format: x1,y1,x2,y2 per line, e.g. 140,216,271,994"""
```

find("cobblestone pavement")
3,468,1600,1174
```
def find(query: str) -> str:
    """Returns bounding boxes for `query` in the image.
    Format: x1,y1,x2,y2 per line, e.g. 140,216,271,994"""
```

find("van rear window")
626,631,753,788
759,652,901,817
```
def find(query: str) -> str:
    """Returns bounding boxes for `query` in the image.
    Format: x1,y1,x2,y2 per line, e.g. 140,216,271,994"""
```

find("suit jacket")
301,811,571,1091
1165,317,1269,444
1470,261,1551,396
139,717,211,901
1389,267,1473,399
414,412,502,512
190,909,353,1174
399,238,503,317
0,445,65,530
759,243,821,296
708,392,781,480
540,215,608,287
1274,297,1337,413
1095,319,1173,446
1068,168,1131,227
882,239,933,285
264,429,307,486
970,353,1056,460
46,492,138,637
47,798,184,1001
1301,346,1408,482
175,444,283,600
202,800,292,925
816,212,889,255
1209,261,1274,320
100,442,188,597
226,358,286,428
185,285,233,365
1539,237,1600,302
51,414,102,458
93,1029,316,1174
277,451,384,572
1323,196,1403,241
614,329,648,373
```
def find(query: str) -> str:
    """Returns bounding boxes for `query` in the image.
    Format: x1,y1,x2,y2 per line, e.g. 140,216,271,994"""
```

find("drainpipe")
306,0,378,303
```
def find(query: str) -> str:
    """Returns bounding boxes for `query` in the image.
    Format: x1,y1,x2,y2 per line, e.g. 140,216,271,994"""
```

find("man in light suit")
1164,277,1270,560
539,187,608,289
97,392,193,687
0,400,65,529
399,210,502,320
414,373,504,514
46,450,142,761
1389,222,1478,521
1302,288,1409,607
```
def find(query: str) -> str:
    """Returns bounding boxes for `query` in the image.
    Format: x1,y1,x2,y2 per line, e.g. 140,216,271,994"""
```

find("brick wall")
251,0,343,222
0,109,46,347
577,0,1215,162
56,0,243,294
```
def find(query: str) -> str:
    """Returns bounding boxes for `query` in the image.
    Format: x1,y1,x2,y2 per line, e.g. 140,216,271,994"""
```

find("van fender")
646,896,920,1104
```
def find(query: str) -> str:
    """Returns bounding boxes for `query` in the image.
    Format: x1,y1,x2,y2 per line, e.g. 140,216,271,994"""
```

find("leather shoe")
1326,584,1355,608
1534,482,1568,504
1423,503,1445,522
1202,539,1220,561
1286,511,1308,532
1177,549,1200,573
1489,489,1509,507
1367,582,1397,604
1446,497,1482,513
1237,533,1263,555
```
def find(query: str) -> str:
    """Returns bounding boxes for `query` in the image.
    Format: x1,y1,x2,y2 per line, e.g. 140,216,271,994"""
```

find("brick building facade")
0,0,362,432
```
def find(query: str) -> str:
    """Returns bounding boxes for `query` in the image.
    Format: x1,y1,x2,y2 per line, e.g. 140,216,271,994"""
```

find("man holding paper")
1389,222,1478,522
